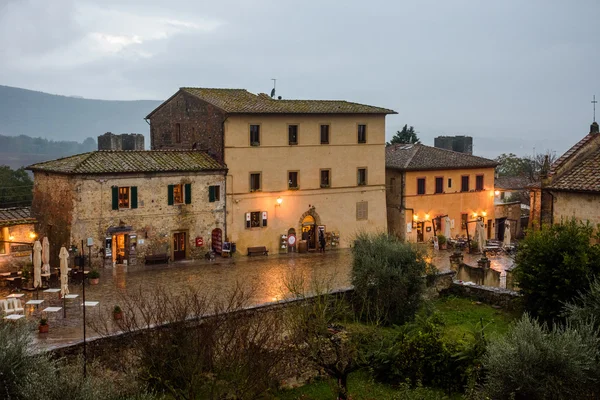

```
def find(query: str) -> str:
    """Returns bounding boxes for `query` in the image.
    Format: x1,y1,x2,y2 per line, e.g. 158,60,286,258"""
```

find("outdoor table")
7,293,25,298
26,299,44,313
64,294,79,299
83,301,99,307
43,288,61,293
42,306,62,313
4,314,25,320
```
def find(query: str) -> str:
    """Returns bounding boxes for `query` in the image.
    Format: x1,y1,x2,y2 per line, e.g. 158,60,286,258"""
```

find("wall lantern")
8,235,14,241
29,232,37,240
482,211,487,217
276,196,283,206
472,212,478,218
413,214,419,221
424,214,430,221
494,190,500,196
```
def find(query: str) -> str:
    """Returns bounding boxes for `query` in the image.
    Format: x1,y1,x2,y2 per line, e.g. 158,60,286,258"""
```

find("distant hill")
0,85,161,144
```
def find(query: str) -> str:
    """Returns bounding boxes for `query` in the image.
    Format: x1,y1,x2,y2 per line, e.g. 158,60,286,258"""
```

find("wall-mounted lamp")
29,232,37,240
424,214,430,221
472,212,478,218
8,235,14,241
482,211,487,217
413,214,419,221
494,190,500,196
276,196,283,206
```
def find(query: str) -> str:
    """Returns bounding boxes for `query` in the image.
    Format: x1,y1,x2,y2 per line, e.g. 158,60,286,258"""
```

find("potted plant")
113,305,123,320
470,240,479,253
437,234,447,250
88,269,100,285
38,318,49,333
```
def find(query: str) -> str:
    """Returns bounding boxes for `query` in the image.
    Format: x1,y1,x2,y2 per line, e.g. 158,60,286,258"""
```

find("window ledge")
320,185,330,189
288,187,299,191
250,142,260,147
289,142,298,146
249,189,262,193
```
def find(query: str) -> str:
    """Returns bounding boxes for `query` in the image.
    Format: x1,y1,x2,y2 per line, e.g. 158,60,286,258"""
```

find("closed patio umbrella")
503,221,512,248
33,240,42,289
476,220,486,253
42,237,51,274
59,246,69,296
444,216,451,239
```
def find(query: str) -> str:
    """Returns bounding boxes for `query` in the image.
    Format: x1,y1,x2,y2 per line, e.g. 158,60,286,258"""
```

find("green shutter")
185,184,192,204
131,186,138,209
209,186,215,202
111,187,118,210
168,185,174,205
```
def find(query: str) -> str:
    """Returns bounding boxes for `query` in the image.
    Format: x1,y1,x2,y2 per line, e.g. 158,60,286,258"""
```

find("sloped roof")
147,88,397,117
386,144,497,171
495,175,534,190
549,133,595,176
27,150,226,175
547,150,600,193
0,207,35,227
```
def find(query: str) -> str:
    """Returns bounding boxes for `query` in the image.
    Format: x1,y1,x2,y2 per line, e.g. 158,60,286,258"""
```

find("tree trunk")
337,373,348,400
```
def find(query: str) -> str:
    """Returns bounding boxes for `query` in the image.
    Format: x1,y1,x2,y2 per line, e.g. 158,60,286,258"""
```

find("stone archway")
299,207,322,250
298,207,322,226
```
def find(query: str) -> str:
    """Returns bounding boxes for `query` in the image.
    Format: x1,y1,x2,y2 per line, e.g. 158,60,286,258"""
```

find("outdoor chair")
1,299,15,315
10,299,24,314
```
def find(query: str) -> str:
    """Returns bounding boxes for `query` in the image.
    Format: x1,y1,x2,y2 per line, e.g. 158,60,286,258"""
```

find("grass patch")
275,370,455,400
432,295,518,342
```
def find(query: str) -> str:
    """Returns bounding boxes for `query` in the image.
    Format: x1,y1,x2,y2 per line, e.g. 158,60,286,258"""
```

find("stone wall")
149,91,226,162
98,133,145,151
494,201,522,237
553,191,600,233
70,171,226,265
386,169,406,241
31,173,75,266
444,282,521,310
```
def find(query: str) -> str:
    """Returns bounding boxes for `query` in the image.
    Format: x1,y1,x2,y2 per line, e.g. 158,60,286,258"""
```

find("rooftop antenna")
270,78,276,98
592,95,598,122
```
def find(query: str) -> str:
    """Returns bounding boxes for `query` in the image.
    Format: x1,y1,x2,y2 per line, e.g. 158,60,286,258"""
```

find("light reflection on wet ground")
1,248,515,350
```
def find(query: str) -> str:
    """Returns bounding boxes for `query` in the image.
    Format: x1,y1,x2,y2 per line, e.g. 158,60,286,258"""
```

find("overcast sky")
1,0,599,158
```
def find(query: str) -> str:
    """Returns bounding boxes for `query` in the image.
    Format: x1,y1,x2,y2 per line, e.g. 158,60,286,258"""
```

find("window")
320,169,331,188
118,187,130,208
245,211,267,228
435,177,444,194
448,178,452,188
250,173,261,192
288,171,299,189
320,125,330,144
461,213,468,229
357,168,367,186
209,185,220,202
288,125,298,145
461,176,469,192
112,186,137,210
476,175,484,191
356,201,368,221
357,124,367,143
168,184,191,205
417,178,426,195
175,123,181,143
250,125,260,146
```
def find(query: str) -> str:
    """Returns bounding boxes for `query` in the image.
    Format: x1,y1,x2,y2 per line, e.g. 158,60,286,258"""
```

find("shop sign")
195,237,204,247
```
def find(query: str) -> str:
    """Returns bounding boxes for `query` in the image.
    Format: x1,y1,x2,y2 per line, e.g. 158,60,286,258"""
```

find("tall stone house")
529,122,600,231
28,151,226,265
146,88,397,254
386,144,497,243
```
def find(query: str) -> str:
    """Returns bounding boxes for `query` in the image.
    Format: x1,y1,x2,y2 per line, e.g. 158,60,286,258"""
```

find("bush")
482,314,600,399
367,312,485,394
436,235,447,245
563,277,600,329
513,219,600,324
351,233,428,325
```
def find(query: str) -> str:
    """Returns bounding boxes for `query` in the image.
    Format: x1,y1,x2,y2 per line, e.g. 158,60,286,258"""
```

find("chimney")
591,121,599,134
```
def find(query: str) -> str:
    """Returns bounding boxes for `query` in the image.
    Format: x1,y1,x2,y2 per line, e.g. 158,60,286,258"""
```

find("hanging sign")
195,237,204,247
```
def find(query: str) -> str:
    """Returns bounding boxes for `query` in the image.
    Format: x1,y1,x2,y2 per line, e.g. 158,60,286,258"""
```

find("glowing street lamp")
276,196,283,206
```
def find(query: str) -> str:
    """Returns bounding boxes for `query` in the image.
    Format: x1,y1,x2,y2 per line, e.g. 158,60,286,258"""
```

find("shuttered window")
184,183,191,204
112,186,136,209
169,184,191,205
356,201,368,221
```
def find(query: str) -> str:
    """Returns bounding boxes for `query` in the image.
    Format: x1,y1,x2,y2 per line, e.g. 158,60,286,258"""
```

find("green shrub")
482,314,600,399
367,312,483,394
563,277,600,329
351,233,428,325
513,219,600,324
436,234,447,245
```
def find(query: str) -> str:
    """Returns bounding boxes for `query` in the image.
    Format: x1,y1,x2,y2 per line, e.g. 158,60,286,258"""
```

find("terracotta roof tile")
549,133,595,176
386,144,497,171
548,150,600,193
27,151,226,175
0,207,35,227
177,88,397,115
495,175,534,190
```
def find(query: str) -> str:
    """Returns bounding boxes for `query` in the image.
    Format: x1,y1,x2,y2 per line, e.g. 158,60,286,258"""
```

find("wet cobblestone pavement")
1,248,515,351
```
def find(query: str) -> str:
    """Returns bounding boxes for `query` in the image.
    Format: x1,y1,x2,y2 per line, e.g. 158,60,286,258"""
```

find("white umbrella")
503,221,512,248
33,240,42,289
42,237,50,274
59,246,69,296
444,216,451,239
475,220,486,253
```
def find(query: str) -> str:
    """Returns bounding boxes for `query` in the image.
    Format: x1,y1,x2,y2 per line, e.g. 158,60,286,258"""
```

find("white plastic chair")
11,299,24,314
2,299,15,315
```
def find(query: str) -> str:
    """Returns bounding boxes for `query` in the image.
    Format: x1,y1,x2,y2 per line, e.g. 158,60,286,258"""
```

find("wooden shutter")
111,186,118,210
209,186,215,202
168,185,174,205
356,202,368,220
185,184,192,204
130,186,138,209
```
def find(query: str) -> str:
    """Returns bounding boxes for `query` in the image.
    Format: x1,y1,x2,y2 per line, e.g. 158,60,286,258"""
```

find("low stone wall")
444,282,521,310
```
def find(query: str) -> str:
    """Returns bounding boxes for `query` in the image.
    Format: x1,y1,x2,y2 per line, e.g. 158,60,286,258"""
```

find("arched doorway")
211,228,223,254
301,215,316,250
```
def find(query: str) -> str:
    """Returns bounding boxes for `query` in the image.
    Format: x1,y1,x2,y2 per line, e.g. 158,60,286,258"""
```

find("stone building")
493,175,533,239
0,207,36,270
146,88,396,254
97,132,145,151
28,150,226,266
529,122,600,231
434,135,473,155
386,144,497,243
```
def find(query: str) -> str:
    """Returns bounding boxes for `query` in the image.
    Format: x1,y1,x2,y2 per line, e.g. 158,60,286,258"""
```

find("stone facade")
494,201,522,238
386,169,405,241
97,132,145,151
552,191,600,228
32,171,226,267
148,91,226,162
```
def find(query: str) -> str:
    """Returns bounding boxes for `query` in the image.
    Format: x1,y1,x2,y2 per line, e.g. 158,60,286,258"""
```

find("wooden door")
173,232,186,261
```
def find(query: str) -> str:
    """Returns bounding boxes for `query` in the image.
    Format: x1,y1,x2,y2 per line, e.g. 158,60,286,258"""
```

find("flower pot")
90,278,100,285
39,324,49,334
440,243,447,250
113,311,123,320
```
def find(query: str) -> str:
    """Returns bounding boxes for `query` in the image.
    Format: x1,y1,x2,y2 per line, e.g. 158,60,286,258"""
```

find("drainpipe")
225,173,234,242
